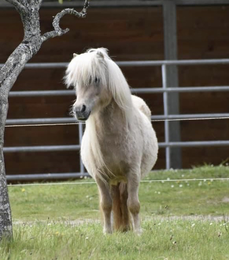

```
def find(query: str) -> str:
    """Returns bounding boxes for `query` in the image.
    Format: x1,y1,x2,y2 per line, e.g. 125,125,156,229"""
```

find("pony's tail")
111,182,131,232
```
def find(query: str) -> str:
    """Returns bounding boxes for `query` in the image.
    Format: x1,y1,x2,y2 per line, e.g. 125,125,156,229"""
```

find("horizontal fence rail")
9,90,75,97
5,113,229,126
3,145,80,153
8,86,229,98
2,0,229,8
6,117,76,125
2,58,229,70
159,141,229,148
3,58,229,180
3,141,229,153
6,172,90,182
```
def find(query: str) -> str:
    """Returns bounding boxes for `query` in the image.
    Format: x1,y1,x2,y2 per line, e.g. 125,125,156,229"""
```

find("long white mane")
65,48,158,234
65,48,138,180
65,48,133,121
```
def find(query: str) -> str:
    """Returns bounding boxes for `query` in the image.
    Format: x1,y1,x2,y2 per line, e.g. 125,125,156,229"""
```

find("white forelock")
65,47,133,120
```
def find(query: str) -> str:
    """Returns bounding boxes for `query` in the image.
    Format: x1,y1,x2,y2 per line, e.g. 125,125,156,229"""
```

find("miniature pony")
65,48,158,234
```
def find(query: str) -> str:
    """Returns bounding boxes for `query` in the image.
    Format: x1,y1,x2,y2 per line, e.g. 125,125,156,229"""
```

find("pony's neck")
84,98,133,179
88,98,132,135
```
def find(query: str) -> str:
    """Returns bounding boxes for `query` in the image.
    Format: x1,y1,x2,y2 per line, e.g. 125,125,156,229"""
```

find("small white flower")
191,223,195,227
171,185,174,188
179,184,183,188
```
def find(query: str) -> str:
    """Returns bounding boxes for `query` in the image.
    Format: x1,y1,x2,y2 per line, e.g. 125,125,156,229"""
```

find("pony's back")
131,95,151,121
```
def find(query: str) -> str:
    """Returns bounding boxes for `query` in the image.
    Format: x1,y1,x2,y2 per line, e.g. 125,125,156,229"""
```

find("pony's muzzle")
73,104,91,121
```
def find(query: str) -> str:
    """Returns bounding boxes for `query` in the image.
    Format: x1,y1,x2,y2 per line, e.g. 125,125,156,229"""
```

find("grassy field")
9,165,229,222
1,219,229,260
1,165,229,259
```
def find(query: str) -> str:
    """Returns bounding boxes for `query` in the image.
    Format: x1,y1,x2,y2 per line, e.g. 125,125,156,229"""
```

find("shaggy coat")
65,48,158,234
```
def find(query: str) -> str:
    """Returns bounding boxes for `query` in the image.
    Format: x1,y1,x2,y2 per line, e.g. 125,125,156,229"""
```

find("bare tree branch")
38,0,43,7
41,0,89,43
5,0,26,12
18,0,27,5
0,0,89,240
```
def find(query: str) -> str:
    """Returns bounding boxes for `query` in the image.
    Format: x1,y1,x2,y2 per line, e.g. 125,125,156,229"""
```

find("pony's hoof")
135,228,143,236
103,229,112,235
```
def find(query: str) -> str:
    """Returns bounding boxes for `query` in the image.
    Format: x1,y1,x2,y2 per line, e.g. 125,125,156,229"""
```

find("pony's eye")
95,77,100,84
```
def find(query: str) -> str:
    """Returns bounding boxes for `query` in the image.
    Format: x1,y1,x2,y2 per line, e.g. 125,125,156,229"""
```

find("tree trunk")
0,92,12,239
0,0,89,240
0,2,42,239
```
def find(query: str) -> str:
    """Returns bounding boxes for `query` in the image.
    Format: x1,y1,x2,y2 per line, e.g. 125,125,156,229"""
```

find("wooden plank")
4,151,81,175
5,125,79,146
177,6,229,59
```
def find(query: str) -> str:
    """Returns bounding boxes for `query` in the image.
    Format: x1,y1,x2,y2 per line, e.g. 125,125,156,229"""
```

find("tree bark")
0,92,12,239
0,0,89,240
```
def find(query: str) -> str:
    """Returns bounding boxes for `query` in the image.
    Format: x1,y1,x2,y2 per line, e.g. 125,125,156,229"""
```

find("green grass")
1,219,229,260
9,165,229,222
9,181,100,222
1,165,229,259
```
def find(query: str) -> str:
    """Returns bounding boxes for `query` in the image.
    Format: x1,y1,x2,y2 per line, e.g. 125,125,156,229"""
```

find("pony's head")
65,48,132,121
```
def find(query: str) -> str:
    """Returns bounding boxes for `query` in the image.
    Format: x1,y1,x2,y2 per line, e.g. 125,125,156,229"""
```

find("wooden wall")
177,5,229,167
1,4,229,179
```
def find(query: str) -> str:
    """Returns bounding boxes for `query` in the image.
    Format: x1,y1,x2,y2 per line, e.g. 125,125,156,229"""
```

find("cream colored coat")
65,48,158,234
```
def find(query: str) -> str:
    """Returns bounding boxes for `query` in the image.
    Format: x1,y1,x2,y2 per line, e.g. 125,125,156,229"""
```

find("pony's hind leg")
127,174,142,234
96,178,112,234
111,183,130,232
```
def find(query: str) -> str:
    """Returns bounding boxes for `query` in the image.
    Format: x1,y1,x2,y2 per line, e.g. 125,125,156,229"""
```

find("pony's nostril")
81,104,86,113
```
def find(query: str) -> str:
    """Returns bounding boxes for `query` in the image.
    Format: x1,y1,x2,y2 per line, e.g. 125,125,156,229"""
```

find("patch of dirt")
222,197,229,203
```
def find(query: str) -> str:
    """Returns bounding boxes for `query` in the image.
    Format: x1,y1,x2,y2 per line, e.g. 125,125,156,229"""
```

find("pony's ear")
96,51,104,59
73,53,78,58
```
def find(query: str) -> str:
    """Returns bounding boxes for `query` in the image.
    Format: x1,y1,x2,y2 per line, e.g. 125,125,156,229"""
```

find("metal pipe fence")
3,58,229,180
2,0,229,8
5,113,229,126
8,86,229,97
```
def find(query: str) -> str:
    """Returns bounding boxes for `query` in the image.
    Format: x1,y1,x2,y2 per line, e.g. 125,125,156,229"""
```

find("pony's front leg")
127,174,142,234
96,178,112,234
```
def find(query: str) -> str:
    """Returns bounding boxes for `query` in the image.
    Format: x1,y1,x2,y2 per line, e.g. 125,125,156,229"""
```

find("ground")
1,165,229,259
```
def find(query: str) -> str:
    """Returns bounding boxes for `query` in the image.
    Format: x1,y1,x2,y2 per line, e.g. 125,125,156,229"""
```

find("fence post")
162,64,171,169
163,0,182,169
